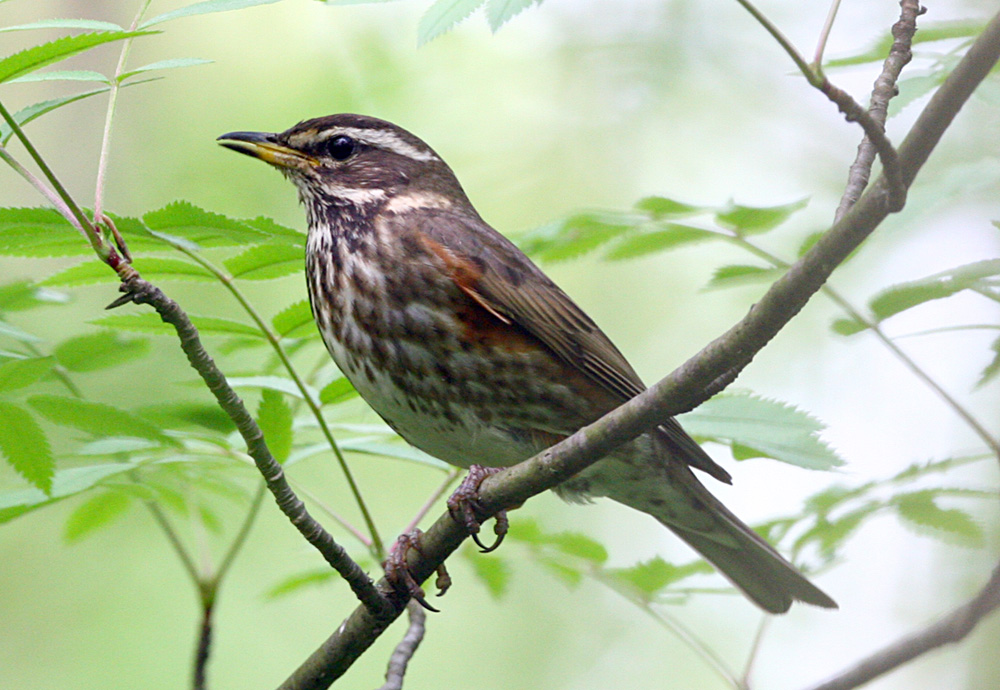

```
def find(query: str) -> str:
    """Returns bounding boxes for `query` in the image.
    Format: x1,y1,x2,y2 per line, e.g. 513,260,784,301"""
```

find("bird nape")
218,114,836,614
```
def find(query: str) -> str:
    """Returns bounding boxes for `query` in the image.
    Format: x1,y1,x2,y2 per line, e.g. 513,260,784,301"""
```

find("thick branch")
804,559,1000,690
276,9,1000,689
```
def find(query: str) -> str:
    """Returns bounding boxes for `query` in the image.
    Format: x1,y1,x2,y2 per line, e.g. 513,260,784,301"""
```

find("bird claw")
447,465,508,553
384,529,450,612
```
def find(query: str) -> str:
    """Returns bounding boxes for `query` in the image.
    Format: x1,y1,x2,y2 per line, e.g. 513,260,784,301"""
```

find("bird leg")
383,529,450,612
447,465,508,553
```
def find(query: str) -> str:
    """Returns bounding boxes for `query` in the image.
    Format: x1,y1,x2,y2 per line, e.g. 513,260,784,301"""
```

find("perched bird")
218,114,836,613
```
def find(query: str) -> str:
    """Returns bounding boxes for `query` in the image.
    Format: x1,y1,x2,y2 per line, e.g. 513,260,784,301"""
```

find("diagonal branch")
276,8,1000,689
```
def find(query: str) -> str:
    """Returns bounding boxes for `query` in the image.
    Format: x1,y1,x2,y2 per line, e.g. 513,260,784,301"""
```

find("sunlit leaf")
224,243,303,280
0,355,53,392
119,57,212,81
0,207,87,257
0,31,153,84
0,402,53,493
0,19,125,33
830,316,868,336
605,225,714,260
418,0,487,45
0,463,138,524
54,332,149,372
319,377,358,406
140,0,283,28
518,212,638,262
243,216,306,245
272,300,316,338
63,490,132,542
715,198,808,235
894,491,984,546
868,259,1000,322
707,264,783,289
634,196,706,219
257,389,293,463
28,394,170,443
9,69,109,83
607,556,712,597
41,257,214,286
142,201,271,248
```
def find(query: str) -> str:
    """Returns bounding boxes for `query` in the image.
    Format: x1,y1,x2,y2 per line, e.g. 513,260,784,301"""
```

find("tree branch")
804,559,1000,690
275,8,1000,689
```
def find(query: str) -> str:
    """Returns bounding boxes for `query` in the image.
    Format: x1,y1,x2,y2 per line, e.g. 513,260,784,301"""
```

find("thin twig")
375,601,427,690
813,0,843,67
803,559,1000,690
0,144,82,232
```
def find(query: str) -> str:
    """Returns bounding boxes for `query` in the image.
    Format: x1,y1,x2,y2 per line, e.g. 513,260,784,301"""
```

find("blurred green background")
1,1,999,689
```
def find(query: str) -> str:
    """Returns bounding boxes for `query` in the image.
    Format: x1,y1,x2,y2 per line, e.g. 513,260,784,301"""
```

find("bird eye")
326,135,356,161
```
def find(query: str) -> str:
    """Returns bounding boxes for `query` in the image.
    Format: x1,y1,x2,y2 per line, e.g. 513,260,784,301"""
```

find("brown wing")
403,208,731,484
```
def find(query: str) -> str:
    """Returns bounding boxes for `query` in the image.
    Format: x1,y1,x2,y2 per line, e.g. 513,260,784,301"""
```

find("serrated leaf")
54,332,149,372
142,201,271,248
266,568,337,599
0,19,125,33
119,57,211,81
9,69,109,84
634,196,704,219
63,490,132,542
319,377,358,405
605,225,714,260
518,212,639,262
0,207,88,257
715,198,808,235
92,312,265,338
272,300,316,338
830,316,868,336
41,256,214,286
418,0,487,44
796,503,879,558
0,355,53,392
0,402,53,493
257,389,293,463
28,394,170,443
538,557,583,588
546,531,608,564
242,216,306,245
680,391,843,470
141,0,283,28
0,462,137,524
707,264,783,289
869,260,1000,322
224,243,303,280
608,556,712,597
825,21,984,69
977,335,1000,388
485,0,538,31
894,491,984,546
463,545,511,597
0,31,153,84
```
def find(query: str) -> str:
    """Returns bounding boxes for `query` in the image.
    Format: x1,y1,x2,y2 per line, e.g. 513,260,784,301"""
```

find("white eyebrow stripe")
329,127,441,163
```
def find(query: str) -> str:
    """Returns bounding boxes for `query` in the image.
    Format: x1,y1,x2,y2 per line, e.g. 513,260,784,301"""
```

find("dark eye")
326,135,356,161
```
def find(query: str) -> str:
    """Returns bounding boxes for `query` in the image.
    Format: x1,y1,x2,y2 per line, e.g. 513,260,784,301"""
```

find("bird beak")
217,130,318,170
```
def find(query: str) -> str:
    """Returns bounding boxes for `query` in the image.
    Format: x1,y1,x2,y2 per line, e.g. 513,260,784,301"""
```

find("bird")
218,114,836,614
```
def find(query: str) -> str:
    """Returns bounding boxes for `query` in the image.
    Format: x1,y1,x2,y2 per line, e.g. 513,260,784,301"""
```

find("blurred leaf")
9,69,109,83
796,502,879,559
272,300,315,338
92,312,265,338
0,280,66,312
139,402,235,433
319,377,359,406
891,456,981,483
224,243,303,280
868,260,1000,322
0,19,125,32
797,231,824,257
546,531,608,564
830,316,868,336
538,558,583,588
0,207,87,257
605,225,715,260
680,391,843,470
463,544,511,597
28,394,170,443
826,20,983,68
0,402,53,493
634,196,705,219
715,198,808,235
257,389,293,463
977,335,1000,388
518,212,638,262
266,568,337,599
607,557,712,598
228,376,316,402
707,264,783,289
54,332,149,372
894,491,984,546
42,257,214,286
243,216,306,245
140,0,283,28
337,437,450,469
418,0,487,44
63,490,132,542
0,463,137,523
119,57,212,81
0,31,153,84
142,201,271,248
0,355,53,392
485,0,538,31
889,73,948,117
0,320,42,344
3,89,113,145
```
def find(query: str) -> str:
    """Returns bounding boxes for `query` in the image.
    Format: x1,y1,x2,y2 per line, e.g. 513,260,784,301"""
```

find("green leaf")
977,334,1000,388
0,280,67,312
463,545,511,597
680,391,844,470
0,31,153,84
484,0,538,31
224,243,303,280
605,225,714,260
40,257,214,286
894,491,984,546
634,196,704,219
546,531,608,564
141,0,283,28
0,320,42,344
28,394,170,443
142,201,271,248
796,503,879,558
0,462,137,524
243,216,306,245
608,557,712,597
868,260,1000,322
418,0,487,44
119,57,212,81
0,19,125,33
91,312,264,338
0,207,88,257
139,402,235,433
538,558,583,588
272,300,316,338
9,69,109,84
54,332,149,372
257,389,293,463
266,568,338,599
335,437,450,469
228,376,316,402
707,264,783,289
319,377,359,406
715,198,808,235
830,316,868,336
63,490,133,542
0,355,53,392
518,212,638,262
0,402,53,493
0,88,109,143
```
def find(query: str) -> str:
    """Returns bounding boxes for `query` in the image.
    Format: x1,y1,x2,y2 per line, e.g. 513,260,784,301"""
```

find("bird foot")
447,465,508,553
384,529,450,612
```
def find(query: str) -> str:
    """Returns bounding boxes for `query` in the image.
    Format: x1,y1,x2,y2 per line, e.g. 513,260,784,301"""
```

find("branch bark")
277,8,1000,690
